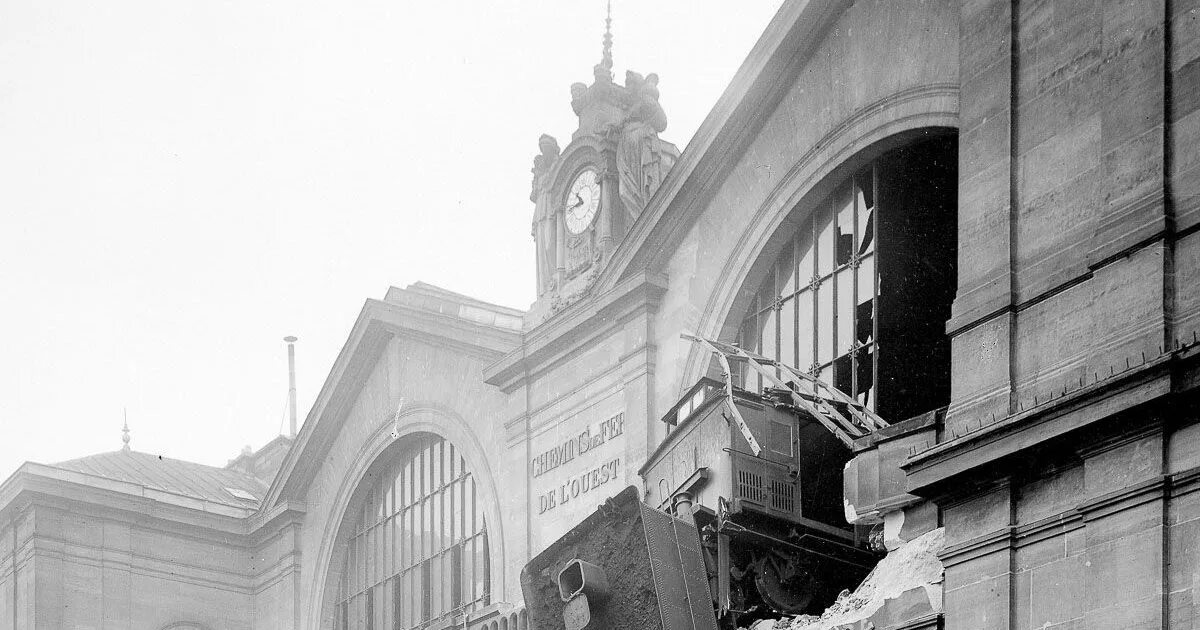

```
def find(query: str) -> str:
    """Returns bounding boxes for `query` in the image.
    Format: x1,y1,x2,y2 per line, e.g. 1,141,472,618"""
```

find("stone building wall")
899,3,1200,630
4,2,1198,628
0,503,255,630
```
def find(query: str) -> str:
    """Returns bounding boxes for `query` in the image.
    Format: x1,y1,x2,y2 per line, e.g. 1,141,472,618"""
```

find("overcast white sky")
0,1,783,479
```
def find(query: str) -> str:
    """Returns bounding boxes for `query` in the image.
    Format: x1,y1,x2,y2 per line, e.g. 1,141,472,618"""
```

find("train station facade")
3,0,1200,628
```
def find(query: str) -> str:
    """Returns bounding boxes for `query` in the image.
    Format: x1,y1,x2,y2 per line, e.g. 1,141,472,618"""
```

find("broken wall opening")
732,132,959,426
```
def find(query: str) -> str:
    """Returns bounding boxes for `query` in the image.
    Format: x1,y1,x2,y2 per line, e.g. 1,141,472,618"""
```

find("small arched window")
334,434,490,630
737,136,956,422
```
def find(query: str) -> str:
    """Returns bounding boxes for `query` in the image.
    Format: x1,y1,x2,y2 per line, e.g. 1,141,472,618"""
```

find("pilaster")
946,0,1018,431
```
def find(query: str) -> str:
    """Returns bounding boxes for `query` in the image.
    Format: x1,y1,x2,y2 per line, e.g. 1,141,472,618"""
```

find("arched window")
737,136,956,422
334,434,490,630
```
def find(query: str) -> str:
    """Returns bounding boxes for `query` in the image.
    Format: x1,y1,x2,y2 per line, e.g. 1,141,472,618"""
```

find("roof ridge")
49,449,267,508
402,281,526,315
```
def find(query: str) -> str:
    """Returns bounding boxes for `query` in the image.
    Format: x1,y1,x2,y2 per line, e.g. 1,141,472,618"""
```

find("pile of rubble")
743,528,946,630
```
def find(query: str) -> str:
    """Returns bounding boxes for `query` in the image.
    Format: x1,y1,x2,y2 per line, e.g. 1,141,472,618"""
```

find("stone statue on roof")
531,134,561,296
615,71,675,221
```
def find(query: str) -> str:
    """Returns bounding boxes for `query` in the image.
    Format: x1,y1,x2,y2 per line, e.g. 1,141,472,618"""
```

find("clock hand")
569,193,584,210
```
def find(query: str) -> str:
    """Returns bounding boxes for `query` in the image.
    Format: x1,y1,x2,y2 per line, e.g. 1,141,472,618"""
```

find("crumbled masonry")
744,527,945,630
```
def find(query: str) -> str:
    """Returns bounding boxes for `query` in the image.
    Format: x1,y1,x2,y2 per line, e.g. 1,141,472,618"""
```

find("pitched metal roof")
52,450,268,509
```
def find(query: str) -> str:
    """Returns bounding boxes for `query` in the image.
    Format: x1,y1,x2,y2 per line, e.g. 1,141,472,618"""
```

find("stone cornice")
483,271,668,392
904,354,1175,497
939,527,1013,568
939,467,1200,568
894,613,943,630
1076,475,1167,522
1014,511,1084,547
1171,465,1200,498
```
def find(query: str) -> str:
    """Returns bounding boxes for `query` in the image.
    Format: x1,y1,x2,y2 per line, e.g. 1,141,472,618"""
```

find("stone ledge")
939,527,1013,568
1076,475,1168,522
903,353,1178,497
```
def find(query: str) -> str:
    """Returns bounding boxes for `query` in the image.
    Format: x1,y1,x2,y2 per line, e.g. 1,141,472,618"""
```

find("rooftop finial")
601,0,613,72
122,409,131,452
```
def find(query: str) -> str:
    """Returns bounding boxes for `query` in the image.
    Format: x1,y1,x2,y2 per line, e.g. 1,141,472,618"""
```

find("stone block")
1171,0,1200,72
1101,70,1164,154
1101,0,1164,56
960,108,1011,183
961,0,1012,82
1087,243,1166,367
1018,115,1100,205
1014,535,1065,572
1171,54,1200,124
844,446,880,522
1016,60,1100,153
1064,526,1086,556
899,499,940,543
945,545,1012,588
1166,588,1195,630
1082,433,1164,502
1081,496,1164,549
1017,464,1084,524
1167,416,1200,474
956,161,1012,293
1017,0,1102,98
1012,282,1089,393
944,485,1012,548
866,584,939,630
1083,531,1163,608
1029,554,1087,627
1014,163,1100,300
1170,106,1200,232
1100,128,1163,217
1084,596,1162,630
945,574,1011,630
1167,513,1199,591
1013,567,1032,630
949,309,1011,405
960,55,1011,129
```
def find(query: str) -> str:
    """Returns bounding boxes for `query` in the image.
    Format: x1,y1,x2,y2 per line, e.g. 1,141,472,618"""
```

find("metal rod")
284,335,298,437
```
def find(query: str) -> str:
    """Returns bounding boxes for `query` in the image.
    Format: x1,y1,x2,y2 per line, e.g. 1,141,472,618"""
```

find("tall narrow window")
736,137,956,422
739,171,879,407
335,435,490,630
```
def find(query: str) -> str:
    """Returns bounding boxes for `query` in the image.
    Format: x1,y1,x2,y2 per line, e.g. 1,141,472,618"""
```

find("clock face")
564,169,601,235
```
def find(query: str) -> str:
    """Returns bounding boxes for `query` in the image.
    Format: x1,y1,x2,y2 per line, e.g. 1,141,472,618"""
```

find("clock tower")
529,3,679,322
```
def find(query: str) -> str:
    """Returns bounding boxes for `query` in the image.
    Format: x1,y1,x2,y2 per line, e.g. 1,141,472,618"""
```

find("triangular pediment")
260,284,522,512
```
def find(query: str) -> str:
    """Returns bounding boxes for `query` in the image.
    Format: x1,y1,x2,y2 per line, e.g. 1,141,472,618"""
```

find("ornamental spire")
600,0,613,73
121,409,131,452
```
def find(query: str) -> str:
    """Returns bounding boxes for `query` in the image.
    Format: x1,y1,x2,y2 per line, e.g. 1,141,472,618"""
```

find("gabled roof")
53,449,268,509
261,283,523,510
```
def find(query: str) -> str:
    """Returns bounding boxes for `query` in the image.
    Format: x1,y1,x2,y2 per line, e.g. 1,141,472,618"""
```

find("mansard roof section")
386,282,524,332
594,0,850,290
0,460,262,532
261,282,522,511
53,449,268,510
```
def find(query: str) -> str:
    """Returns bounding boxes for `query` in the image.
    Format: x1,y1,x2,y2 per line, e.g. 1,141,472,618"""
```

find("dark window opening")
874,138,957,421
735,135,957,424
